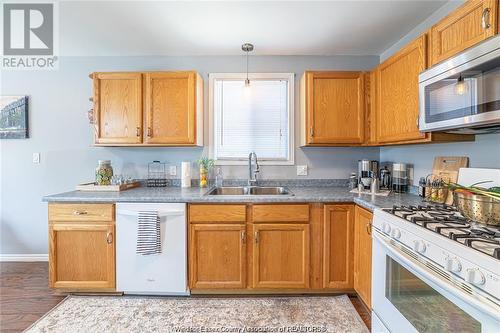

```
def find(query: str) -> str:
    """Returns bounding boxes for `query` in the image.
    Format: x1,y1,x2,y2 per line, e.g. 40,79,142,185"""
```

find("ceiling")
60,0,447,56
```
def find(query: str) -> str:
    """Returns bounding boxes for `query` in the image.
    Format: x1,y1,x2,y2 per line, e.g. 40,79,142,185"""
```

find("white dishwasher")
116,203,189,295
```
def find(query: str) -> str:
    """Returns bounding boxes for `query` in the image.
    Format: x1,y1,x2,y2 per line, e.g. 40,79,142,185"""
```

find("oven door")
372,230,500,333
419,35,500,132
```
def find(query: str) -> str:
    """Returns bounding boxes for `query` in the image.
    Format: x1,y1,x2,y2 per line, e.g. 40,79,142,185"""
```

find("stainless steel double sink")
207,186,293,196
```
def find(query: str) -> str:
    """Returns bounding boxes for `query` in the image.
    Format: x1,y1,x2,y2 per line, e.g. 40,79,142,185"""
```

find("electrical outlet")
169,165,177,176
297,165,308,176
32,152,40,164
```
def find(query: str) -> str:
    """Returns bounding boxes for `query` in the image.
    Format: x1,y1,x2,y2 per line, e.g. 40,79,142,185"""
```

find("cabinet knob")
147,127,152,137
254,231,259,243
309,127,314,137
482,8,491,29
136,127,141,137
106,232,113,244
241,231,246,243
73,210,87,215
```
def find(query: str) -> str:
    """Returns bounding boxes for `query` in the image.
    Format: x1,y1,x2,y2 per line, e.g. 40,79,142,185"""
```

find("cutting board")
432,156,469,204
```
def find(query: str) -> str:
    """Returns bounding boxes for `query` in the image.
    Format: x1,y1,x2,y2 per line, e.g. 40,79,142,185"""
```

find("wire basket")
424,174,450,204
147,161,167,187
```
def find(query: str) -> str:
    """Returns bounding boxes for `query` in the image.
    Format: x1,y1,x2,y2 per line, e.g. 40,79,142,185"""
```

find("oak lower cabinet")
48,216,115,290
189,224,247,289
323,204,354,290
252,223,310,289
430,0,498,66
354,206,373,309
300,71,365,146
48,203,115,290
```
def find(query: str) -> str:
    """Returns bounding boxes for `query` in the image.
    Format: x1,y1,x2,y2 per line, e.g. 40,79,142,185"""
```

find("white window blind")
211,74,293,164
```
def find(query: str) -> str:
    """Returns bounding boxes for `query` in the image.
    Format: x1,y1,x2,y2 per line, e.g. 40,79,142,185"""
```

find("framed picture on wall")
0,96,29,139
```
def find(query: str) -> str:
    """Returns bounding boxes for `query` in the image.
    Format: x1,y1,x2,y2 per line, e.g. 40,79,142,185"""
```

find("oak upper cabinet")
92,71,203,146
354,206,373,309
189,224,247,289
144,72,203,145
300,71,365,146
430,0,498,66
93,72,143,144
252,223,310,289
376,35,427,144
48,203,115,290
323,204,354,290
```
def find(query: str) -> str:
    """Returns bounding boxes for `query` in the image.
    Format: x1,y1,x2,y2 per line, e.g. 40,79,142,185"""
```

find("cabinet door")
252,224,310,289
430,0,498,66
189,224,246,289
144,72,197,144
93,72,143,144
323,204,354,289
354,206,373,309
376,35,427,143
49,222,115,290
305,72,365,145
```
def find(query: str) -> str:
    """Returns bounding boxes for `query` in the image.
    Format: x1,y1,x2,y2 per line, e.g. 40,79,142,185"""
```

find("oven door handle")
374,231,500,321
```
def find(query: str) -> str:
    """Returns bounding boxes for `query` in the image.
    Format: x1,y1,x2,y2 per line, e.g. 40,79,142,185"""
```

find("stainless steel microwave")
419,35,500,133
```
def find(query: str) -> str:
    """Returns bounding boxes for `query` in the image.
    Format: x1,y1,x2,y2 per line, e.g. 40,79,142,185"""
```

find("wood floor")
0,262,371,332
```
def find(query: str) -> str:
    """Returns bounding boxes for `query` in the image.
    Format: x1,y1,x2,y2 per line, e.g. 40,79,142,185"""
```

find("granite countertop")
43,185,426,212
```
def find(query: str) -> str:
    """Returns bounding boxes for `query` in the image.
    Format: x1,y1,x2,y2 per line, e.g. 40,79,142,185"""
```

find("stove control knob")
391,228,402,240
383,223,392,235
444,256,462,273
413,240,426,253
466,268,486,286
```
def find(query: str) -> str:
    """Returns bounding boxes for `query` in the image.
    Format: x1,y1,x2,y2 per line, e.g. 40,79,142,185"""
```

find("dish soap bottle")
215,168,223,187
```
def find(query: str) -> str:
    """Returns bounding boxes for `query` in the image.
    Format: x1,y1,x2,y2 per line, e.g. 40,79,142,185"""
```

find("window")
209,73,294,165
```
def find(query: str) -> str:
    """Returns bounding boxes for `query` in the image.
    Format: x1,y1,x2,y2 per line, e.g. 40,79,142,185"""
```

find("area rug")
25,295,368,333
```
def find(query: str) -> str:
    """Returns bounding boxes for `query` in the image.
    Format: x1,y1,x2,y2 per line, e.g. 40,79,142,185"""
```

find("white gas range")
371,203,500,333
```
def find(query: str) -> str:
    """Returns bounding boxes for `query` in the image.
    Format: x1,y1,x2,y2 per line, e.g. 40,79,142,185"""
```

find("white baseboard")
0,254,48,262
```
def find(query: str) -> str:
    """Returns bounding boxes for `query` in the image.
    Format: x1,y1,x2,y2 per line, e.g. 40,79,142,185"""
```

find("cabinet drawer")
189,204,246,223
252,204,309,223
49,203,115,222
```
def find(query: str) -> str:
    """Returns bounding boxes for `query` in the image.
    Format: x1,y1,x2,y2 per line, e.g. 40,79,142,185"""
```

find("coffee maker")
358,159,379,190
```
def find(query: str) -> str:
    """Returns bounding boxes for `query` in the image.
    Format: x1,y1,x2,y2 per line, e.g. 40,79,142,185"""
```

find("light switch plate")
169,165,177,176
32,152,40,164
297,165,308,176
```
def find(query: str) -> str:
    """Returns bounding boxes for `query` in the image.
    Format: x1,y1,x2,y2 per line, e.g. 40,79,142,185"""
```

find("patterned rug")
26,295,368,333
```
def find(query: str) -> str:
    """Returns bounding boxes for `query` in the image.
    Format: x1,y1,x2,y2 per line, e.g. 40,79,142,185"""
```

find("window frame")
208,72,295,166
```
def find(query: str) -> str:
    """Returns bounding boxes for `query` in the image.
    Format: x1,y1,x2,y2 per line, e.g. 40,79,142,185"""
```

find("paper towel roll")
181,162,191,188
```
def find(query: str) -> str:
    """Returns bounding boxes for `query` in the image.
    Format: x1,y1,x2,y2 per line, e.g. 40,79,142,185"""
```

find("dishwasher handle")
117,209,185,218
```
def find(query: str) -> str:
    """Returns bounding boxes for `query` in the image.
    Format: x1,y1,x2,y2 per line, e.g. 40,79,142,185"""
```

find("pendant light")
242,43,254,86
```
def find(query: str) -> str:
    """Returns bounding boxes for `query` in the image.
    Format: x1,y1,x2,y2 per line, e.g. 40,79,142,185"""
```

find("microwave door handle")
374,231,500,321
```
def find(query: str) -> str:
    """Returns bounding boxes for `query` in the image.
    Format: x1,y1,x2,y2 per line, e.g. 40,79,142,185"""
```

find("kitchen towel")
136,211,161,255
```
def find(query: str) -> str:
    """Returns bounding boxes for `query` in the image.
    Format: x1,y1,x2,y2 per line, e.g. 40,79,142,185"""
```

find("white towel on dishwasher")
136,211,161,255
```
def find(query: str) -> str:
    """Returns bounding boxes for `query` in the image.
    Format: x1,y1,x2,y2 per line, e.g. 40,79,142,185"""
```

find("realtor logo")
2,2,58,69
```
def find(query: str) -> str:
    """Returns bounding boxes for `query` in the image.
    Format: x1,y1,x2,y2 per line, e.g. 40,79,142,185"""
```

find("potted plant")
196,157,215,188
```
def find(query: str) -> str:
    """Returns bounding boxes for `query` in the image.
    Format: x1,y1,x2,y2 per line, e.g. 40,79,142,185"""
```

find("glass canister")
95,160,113,185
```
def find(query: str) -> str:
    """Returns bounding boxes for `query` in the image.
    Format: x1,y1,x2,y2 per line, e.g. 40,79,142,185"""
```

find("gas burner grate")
385,204,500,259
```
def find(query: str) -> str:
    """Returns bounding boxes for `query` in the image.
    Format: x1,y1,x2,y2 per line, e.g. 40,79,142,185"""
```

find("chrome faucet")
248,152,260,186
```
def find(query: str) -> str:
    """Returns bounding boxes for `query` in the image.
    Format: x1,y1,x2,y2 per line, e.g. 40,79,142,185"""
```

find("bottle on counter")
95,160,113,185
418,177,426,197
215,168,223,187
349,172,358,190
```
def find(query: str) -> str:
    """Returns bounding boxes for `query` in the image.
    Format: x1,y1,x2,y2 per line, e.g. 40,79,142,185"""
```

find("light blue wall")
0,55,380,255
